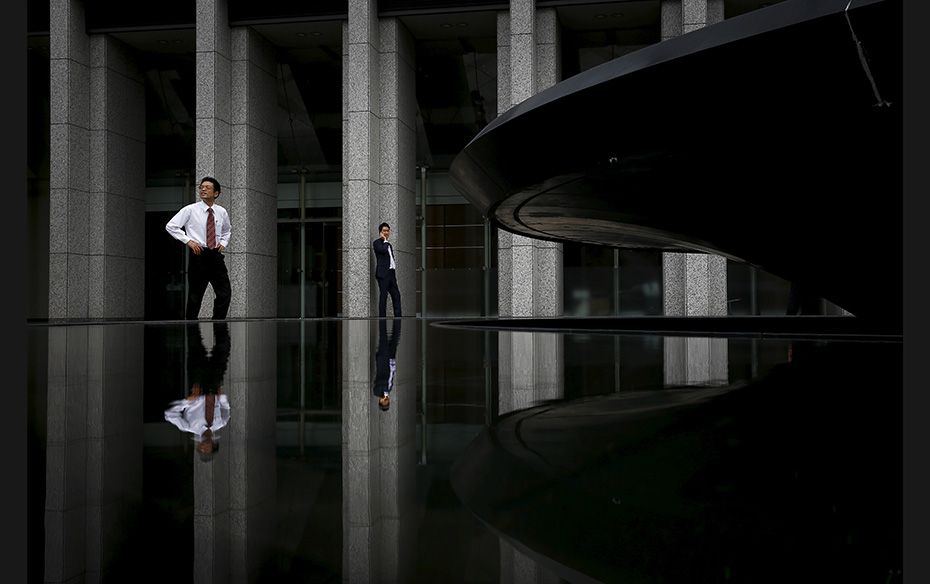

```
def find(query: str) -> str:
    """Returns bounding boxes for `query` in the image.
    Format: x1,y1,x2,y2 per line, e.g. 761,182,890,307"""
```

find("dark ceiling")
28,0,788,181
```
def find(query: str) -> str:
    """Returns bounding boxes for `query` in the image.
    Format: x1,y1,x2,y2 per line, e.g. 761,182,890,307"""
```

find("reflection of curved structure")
450,0,901,326
450,339,902,583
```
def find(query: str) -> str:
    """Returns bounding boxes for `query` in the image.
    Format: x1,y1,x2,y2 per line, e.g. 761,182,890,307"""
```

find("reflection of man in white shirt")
165,322,232,461
165,390,230,460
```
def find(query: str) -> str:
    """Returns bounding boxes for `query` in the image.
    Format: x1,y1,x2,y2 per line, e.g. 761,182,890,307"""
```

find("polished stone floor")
26,318,902,583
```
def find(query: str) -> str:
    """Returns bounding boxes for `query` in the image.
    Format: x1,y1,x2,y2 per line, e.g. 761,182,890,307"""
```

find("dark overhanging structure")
449,0,901,331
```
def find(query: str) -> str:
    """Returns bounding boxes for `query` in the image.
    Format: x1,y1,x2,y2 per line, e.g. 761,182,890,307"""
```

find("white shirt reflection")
164,391,231,441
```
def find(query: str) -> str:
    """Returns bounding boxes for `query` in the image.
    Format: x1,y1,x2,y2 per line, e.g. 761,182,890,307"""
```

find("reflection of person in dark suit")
373,318,401,411
372,222,402,317
165,322,232,461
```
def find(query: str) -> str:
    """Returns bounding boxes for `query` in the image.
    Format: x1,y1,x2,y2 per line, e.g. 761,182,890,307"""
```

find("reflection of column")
496,331,565,580
342,319,378,582
378,318,416,583
342,319,416,583
193,321,277,583
45,325,144,582
499,538,562,584
663,336,729,387
498,332,564,417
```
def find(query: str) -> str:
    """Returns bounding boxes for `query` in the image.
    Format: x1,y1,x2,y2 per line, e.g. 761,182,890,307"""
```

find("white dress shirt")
165,201,232,249
164,393,231,441
388,242,396,270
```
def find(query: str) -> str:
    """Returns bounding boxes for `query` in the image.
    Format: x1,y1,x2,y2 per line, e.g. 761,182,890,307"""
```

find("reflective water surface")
26,319,902,583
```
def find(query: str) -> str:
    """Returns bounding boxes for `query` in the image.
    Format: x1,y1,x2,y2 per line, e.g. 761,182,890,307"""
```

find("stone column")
660,0,727,318
497,3,564,434
50,0,146,319
378,18,417,318
227,28,279,317
496,2,563,318
195,0,228,318
495,11,513,316
89,36,146,318
660,0,728,385
343,1,381,317
44,325,144,582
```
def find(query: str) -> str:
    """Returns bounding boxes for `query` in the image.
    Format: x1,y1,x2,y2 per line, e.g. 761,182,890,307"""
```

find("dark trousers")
376,269,402,317
187,248,231,319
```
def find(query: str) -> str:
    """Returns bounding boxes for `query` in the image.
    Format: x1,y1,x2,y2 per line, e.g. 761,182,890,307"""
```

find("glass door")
277,218,342,318
305,221,341,318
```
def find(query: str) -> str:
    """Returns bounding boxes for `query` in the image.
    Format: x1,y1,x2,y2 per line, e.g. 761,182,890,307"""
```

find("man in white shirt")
166,176,233,319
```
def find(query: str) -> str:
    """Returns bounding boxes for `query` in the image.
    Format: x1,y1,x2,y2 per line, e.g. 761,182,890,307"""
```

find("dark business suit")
373,318,401,398
187,321,231,395
372,237,402,317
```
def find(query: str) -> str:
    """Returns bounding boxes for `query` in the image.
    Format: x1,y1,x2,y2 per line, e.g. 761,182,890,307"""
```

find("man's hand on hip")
187,240,203,255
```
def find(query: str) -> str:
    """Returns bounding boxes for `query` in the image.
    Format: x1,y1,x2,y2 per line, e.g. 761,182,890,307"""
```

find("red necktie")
206,208,216,249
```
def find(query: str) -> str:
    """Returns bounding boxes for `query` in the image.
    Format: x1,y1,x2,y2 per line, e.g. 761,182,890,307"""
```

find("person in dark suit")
372,222,402,317
373,318,401,411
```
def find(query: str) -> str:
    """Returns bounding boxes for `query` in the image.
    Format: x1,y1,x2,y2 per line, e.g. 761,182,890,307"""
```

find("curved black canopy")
450,0,901,327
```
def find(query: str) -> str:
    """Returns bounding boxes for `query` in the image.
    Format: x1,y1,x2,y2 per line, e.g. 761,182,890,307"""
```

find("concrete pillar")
44,325,143,582
343,1,381,317
196,1,277,318
497,2,563,318
196,0,278,318
663,252,728,317
89,36,146,318
227,28,279,318
495,4,564,424
50,0,146,319
661,0,728,385
195,0,232,319
378,18,417,318
660,0,727,319
342,6,415,318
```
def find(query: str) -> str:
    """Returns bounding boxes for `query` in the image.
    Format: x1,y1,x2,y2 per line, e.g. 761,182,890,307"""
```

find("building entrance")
277,219,342,318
